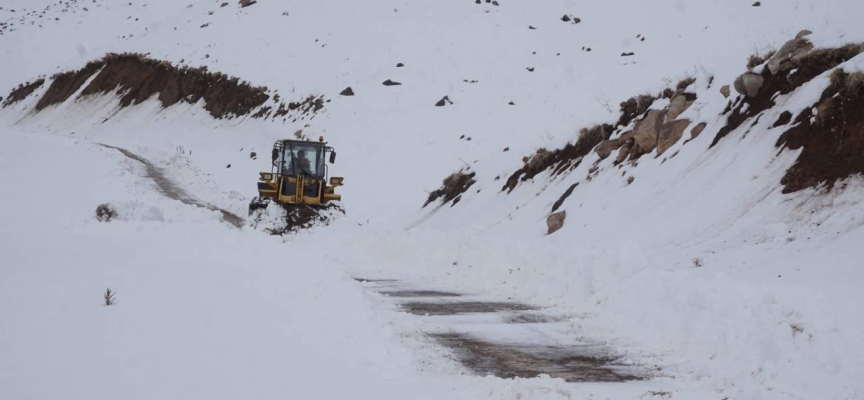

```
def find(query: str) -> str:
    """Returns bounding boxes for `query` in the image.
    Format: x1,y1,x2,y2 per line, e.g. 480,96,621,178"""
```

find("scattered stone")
766,30,814,75
621,52,635,57
503,147,510,152
340,87,354,96
396,62,405,67
627,176,635,185
508,101,515,105
752,1,761,6
435,96,453,107
526,67,535,72
720,84,731,98
382,79,402,86
250,151,257,159
733,72,764,97
561,15,571,22
572,17,581,24
226,164,231,168
633,110,665,152
657,119,691,155
239,0,257,8
595,139,622,160
547,211,566,234
690,122,707,139
528,25,536,30
666,94,694,120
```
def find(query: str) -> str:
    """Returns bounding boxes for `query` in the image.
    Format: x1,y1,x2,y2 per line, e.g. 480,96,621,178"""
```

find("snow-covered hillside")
2,1,864,399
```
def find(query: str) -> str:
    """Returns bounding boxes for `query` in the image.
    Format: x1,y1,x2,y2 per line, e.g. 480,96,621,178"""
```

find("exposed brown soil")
424,171,476,207
276,202,345,234
2,79,45,107
503,124,612,192
78,53,269,119
36,61,104,110
11,53,325,120
712,44,862,148
776,70,864,193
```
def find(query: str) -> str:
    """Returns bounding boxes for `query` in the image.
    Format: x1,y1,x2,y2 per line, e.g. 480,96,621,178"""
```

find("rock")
690,122,707,139
508,101,515,105
621,52,635,57
572,18,581,24
226,164,232,168
339,87,354,96
382,79,402,86
561,15,571,22
435,96,452,107
547,211,566,235
528,25,536,30
720,85,731,98
657,119,691,156
795,29,813,40
526,67,535,72
396,62,405,67
249,151,257,159
666,94,694,121
595,139,622,160
766,33,814,75
614,132,635,164
238,0,257,7
633,110,665,152
752,1,761,6
626,176,635,185
733,72,764,97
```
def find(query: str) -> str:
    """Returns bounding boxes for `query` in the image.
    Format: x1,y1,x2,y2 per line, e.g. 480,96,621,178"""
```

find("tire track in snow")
100,144,245,228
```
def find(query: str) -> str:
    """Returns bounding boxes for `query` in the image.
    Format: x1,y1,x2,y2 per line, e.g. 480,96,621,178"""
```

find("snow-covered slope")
2,0,864,399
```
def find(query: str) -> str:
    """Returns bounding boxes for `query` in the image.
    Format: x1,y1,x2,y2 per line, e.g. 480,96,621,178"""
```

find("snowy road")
100,144,245,228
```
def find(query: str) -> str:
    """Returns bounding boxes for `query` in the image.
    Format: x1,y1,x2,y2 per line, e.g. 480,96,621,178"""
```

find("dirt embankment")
2,79,45,107
5,53,325,121
711,44,862,148
777,69,864,193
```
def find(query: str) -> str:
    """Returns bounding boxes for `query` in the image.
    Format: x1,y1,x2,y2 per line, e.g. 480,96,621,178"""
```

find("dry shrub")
617,94,655,127
424,171,477,207
526,148,550,170
830,69,864,98
104,288,116,306
96,204,117,222
747,49,776,70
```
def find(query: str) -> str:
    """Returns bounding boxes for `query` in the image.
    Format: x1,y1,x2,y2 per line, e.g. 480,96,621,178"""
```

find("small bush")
676,76,696,92
424,170,477,207
96,204,117,222
104,288,116,306
830,69,864,98
526,148,550,170
747,50,776,70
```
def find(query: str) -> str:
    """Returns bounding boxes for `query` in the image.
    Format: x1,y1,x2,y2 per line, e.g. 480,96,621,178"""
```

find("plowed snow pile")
2,0,864,399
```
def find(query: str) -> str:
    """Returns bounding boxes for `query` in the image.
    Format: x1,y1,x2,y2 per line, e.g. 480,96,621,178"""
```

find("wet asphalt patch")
379,290,462,298
399,301,535,316
432,333,640,383
358,278,648,383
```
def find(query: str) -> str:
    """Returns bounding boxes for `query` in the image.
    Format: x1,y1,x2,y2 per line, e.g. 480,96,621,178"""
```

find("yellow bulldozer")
249,137,343,214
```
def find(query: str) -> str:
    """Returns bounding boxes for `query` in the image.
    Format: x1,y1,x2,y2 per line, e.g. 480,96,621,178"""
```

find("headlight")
329,177,344,185
260,173,274,181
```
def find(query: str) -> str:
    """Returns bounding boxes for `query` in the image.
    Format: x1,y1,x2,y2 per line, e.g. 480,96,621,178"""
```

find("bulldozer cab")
251,138,343,213
278,141,327,178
